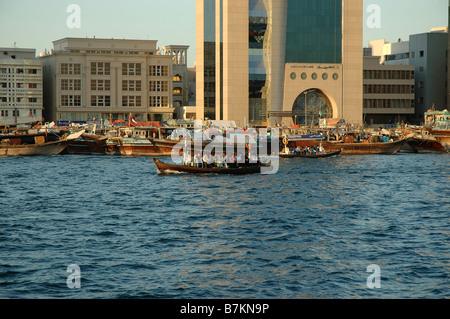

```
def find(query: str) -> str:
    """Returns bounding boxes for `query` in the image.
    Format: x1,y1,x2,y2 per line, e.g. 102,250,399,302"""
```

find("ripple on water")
0,154,449,298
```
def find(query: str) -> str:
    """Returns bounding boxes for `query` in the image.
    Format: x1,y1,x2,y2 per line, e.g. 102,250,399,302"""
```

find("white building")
368,29,448,119
41,37,176,124
0,48,43,124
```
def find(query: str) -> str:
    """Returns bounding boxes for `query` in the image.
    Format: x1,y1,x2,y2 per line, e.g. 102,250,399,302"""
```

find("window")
122,80,142,92
419,66,424,73
122,63,142,76
149,81,168,92
1,110,9,117
173,87,182,95
91,80,111,91
12,110,20,117
91,62,111,76
173,74,182,82
91,95,111,107
17,68,24,74
61,79,81,91
61,95,82,107
419,51,424,57
29,83,38,89
122,96,142,107
61,63,81,75
149,65,169,77
27,69,38,74
149,96,168,107
29,98,38,103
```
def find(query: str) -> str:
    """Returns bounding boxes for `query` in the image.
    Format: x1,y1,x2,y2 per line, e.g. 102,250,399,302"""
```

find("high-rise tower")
196,0,363,127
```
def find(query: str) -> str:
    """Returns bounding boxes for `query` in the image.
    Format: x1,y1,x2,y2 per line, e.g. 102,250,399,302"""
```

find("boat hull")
153,158,263,175
402,137,447,154
0,140,71,157
280,149,342,158
289,139,407,155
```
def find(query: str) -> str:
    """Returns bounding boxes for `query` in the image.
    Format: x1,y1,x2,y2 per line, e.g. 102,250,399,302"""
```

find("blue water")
0,154,449,299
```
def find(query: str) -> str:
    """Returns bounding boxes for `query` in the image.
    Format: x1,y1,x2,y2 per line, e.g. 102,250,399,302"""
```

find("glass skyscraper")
196,0,363,126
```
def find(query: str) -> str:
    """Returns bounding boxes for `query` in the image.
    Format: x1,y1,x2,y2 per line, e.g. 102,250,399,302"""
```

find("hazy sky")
0,0,448,67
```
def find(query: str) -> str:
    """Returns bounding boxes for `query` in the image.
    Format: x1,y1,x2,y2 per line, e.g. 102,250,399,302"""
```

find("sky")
0,0,448,67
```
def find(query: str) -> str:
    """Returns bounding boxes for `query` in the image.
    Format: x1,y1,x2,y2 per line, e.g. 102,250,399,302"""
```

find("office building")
0,48,43,124
196,0,363,127
368,30,448,119
41,37,175,124
363,56,415,126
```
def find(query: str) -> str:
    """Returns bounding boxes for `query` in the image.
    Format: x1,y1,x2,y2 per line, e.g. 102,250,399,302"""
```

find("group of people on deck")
183,152,260,168
285,145,326,155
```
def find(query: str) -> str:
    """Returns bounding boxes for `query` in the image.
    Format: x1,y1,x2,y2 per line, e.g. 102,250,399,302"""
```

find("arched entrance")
292,89,333,125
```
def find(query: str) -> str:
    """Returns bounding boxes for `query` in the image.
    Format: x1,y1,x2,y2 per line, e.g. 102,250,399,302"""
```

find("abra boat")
152,158,264,175
280,149,342,158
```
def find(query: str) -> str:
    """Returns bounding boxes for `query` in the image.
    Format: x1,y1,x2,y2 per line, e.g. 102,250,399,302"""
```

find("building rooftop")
51,37,159,54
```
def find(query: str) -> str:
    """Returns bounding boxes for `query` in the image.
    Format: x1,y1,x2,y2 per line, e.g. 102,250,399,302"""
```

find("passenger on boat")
214,153,224,168
237,152,245,165
194,152,203,168
183,152,193,166
203,153,214,168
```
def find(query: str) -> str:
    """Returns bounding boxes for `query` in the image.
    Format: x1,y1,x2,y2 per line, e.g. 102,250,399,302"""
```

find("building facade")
196,0,363,127
369,30,448,120
41,38,175,124
363,56,415,126
0,48,43,124
162,45,190,120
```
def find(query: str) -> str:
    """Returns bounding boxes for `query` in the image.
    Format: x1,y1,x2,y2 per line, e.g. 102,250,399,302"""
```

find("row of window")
1,97,39,103
1,82,39,89
61,79,174,93
363,69,415,80
60,95,170,107
61,63,170,77
364,99,415,109
385,50,425,61
0,68,40,74
363,84,414,95
0,109,38,117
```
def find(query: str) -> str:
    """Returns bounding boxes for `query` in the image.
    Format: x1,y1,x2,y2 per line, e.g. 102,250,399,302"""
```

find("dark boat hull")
289,139,407,155
153,158,263,175
280,149,342,158
402,137,447,154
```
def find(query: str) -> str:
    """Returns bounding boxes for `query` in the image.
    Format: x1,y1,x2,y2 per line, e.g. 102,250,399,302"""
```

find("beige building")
41,37,175,124
0,48,43,124
363,56,415,126
162,45,191,120
196,0,363,127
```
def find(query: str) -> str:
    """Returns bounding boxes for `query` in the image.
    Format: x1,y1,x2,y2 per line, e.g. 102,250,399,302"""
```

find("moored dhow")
0,129,84,157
